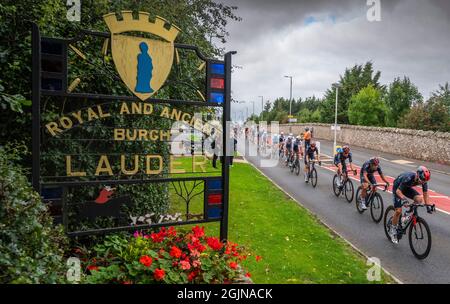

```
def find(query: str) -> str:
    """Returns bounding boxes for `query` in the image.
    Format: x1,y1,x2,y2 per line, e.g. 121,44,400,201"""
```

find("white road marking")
392,160,415,165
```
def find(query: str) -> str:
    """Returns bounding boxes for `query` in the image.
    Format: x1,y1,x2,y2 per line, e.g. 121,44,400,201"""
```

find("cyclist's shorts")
393,187,420,208
286,144,292,149
293,145,300,153
360,173,376,185
304,153,315,164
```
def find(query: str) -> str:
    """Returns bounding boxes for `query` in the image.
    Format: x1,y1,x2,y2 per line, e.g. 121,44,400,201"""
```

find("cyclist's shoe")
389,226,399,244
359,200,367,210
304,173,309,183
426,204,435,214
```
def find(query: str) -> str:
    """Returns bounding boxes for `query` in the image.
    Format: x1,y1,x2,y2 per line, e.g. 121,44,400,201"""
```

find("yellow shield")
104,11,180,101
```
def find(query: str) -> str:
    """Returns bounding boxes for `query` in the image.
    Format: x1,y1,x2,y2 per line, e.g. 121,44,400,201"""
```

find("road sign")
331,125,341,131
288,118,297,123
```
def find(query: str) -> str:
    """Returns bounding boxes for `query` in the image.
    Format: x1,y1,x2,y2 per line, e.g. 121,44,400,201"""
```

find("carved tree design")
171,180,204,221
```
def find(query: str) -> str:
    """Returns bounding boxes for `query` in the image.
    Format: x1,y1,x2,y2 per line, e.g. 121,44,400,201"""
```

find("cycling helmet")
305,127,310,131
310,141,316,148
417,166,431,182
343,145,350,153
296,136,301,140
369,157,380,166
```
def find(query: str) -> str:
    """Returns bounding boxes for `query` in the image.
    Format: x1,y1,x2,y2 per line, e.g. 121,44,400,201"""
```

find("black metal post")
31,23,41,193
220,51,236,241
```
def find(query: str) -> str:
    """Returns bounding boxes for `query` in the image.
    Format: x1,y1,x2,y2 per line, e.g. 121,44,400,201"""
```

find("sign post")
31,12,235,240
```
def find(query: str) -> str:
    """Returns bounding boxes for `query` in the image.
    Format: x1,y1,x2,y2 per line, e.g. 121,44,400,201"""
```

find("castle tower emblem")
103,11,180,101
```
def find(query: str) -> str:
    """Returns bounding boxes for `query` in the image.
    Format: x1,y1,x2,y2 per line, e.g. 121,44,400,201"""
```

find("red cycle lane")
321,164,450,214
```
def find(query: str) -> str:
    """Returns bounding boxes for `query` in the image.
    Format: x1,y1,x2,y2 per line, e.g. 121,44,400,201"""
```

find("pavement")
238,137,450,284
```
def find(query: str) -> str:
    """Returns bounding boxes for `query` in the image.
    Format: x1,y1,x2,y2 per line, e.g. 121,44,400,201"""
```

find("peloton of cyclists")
359,157,390,210
304,141,321,183
389,166,435,244
334,145,357,186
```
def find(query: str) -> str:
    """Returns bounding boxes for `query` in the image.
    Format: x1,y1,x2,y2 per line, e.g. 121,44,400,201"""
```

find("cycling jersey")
304,146,318,164
360,160,383,185
305,146,318,158
334,152,352,165
285,138,293,149
279,135,285,143
392,172,428,208
293,140,302,153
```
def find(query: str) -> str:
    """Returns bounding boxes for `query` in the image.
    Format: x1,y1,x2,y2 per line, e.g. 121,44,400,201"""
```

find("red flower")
139,255,153,267
192,226,205,238
170,246,182,259
150,232,165,243
168,226,177,237
188,270,199,282
180,260,191,270
245,272,252,278
255,255,262,262
229,262,238,270
87,265,99,272
206,237,223,251
122,281,133,284
154,268,165,281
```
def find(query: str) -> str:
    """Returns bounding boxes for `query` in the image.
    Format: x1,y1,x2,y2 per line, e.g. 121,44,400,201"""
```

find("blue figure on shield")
135,42,154,93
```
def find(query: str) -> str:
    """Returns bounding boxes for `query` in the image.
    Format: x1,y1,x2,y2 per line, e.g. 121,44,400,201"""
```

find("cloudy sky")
217,0,450,118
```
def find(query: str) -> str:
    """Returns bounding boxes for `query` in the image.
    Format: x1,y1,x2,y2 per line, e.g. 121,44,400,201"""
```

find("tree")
348,85,387,126
320,62,384,124
385,77,422,127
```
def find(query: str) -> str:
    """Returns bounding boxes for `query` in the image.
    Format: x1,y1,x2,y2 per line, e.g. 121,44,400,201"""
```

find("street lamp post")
284,76,293,116
332,83,341,154
258,96,264,121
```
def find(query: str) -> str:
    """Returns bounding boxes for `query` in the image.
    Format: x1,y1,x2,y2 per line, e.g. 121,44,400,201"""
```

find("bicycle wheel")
409,217,432,260
311,168,318,188
384,206,396,241
355,186,365,214
332,175,341,197
295,161,300,176
344,179,354,203
370,192,384,223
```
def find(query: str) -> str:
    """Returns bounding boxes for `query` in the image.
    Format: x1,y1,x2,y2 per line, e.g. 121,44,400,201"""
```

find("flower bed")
78,226,257,284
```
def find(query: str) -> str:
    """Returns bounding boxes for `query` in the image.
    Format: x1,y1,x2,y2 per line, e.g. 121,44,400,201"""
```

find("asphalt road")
238,137,450,284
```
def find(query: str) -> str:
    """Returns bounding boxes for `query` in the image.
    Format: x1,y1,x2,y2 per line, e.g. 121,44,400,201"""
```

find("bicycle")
355,183,388,223
384,201,435,259
333,169,357,203
290,153,301,176
305,160,321,187
284,151,293,167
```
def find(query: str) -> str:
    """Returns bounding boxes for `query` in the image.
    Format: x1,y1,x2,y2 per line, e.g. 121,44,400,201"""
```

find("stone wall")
279,123,450,165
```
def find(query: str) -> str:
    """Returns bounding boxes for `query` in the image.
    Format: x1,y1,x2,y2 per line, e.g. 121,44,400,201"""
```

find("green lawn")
182,162,395,284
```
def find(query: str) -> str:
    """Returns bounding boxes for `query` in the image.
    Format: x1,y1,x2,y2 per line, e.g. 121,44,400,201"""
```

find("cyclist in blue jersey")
389,166,434,244
334,145,356,186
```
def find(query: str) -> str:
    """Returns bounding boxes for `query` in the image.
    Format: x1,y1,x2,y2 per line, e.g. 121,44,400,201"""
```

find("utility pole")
258,96,264,121
284,76,293,116
332,83,341,153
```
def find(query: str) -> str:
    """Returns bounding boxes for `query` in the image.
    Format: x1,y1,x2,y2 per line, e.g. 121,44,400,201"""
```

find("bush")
80,226,253,284
0,145,68,283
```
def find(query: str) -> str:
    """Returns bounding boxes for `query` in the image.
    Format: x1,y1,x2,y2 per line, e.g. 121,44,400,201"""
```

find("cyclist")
303,127,312,151
389,166,434,244
304,141,321,182
334,145,356,186
359,157,390,210
292,136,303,166
285,134,293,160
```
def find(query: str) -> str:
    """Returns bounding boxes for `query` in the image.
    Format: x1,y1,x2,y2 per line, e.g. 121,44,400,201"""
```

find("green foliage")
0,145,68,283
80,226,251,284
348,85,387,126
320,62,384,124
399,84,450,132
385,77,422,127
